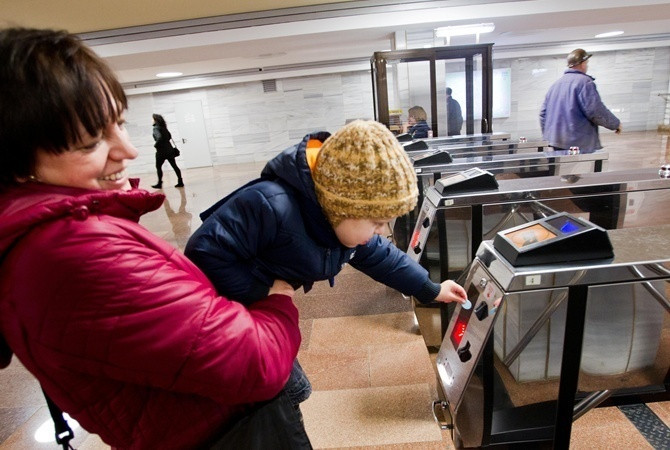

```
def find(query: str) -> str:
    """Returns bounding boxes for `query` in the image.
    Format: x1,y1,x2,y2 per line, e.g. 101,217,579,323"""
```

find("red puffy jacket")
0,181,300,449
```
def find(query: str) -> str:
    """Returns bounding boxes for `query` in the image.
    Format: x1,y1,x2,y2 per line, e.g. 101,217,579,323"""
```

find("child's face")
334,218,392,248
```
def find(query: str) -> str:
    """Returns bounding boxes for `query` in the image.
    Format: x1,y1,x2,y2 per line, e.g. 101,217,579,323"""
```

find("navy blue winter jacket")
409,120,430,139
185,132,441,304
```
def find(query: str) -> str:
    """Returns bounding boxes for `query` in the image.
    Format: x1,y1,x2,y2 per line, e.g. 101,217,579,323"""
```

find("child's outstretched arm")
434,280,467,304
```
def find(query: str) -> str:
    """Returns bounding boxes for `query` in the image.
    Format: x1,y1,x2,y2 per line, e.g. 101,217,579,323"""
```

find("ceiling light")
156,72,183,78
595,31,624,38
435,23,495,38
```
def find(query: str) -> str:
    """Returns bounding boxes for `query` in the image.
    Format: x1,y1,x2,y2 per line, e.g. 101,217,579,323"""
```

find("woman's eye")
79,140,101,151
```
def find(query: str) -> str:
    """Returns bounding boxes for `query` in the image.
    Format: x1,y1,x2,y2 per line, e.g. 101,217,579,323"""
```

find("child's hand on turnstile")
434,280,468,305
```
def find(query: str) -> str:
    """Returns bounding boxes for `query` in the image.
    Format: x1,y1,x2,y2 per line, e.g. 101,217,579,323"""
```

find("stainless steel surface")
436,224,670,447
501,288,569,367
409,140,551,167
408,140,548,161
629,265,670,313
414,150,608,178
425,167,670,208
436,260,504,414
573,390,613,421
481,224,670,292
422,132,511,146
432,139,549,154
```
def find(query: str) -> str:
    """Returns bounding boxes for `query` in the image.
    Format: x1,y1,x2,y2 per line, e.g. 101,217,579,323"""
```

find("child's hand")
268,279,296,298
434,280,467,305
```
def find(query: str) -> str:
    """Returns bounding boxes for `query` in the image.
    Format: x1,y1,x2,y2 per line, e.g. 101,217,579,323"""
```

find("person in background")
151,113,184,189
185,119,468,409
540,48,621,151
404,105,431,138
0,27,304,449
446,87,463,136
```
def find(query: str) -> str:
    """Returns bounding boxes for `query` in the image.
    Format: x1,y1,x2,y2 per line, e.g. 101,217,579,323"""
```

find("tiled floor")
1,130,669,449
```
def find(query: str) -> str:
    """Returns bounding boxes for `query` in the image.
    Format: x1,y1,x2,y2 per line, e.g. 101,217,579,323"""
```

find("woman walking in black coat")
152,113,184,188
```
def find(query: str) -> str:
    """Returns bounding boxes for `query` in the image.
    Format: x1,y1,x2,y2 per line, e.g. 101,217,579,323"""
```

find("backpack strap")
42,388,75,449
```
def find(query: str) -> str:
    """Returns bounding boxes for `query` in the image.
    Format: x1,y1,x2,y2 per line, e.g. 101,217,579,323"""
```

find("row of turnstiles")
397,132,670,449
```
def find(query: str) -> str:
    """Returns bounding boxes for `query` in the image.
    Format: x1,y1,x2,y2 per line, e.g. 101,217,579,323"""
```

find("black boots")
152,180,183,188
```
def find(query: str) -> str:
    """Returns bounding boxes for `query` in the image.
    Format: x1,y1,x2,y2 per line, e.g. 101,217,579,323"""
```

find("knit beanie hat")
312,120,418,226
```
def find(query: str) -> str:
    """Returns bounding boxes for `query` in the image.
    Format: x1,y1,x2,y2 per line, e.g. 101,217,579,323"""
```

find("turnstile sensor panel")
436,262,504,414
493,212,613,266
435,168,499,194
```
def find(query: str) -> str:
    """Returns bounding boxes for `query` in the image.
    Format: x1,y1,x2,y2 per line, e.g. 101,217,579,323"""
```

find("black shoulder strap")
42,387,75,449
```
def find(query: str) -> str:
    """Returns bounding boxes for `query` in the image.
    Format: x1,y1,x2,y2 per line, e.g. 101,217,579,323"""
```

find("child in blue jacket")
185,120,467,406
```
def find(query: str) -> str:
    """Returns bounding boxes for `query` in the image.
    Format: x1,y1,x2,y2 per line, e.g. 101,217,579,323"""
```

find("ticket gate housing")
427,224,670,448
394,150,610,253
416,132,511,147
414,167,670,281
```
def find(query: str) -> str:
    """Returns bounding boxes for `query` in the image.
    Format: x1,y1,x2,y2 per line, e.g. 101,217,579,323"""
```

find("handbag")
205,390,312,450
170,139,181,157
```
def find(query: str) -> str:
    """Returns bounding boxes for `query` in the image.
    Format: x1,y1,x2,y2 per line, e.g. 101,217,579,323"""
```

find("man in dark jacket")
185,120,467,406
540,48,622,151
446,87,463,136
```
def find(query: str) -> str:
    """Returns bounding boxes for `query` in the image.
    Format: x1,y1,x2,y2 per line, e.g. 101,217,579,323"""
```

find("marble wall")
125,71,374,176
124,46,670,176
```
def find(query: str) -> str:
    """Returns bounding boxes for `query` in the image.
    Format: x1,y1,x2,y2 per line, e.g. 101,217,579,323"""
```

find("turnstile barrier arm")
628,265,670,314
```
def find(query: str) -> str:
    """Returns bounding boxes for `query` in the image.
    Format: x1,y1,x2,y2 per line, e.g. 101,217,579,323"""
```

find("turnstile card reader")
411,149,453,166
493,212,613,266
437,263,504,414
435,168,498,195
403,140,429,151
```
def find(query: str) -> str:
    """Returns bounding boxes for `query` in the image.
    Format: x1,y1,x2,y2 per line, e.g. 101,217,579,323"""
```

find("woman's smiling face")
32,115,138,191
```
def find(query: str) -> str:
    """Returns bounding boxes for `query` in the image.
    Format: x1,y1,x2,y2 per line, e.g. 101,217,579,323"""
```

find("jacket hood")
261,131,330,200
0,180,164,368
260,132,340,246
0,180,164,258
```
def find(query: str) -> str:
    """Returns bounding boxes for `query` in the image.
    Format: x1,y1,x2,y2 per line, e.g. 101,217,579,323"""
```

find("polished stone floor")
1,130,669,449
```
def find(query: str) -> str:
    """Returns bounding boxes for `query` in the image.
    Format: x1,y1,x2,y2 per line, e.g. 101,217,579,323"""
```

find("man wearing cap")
540,48,621,151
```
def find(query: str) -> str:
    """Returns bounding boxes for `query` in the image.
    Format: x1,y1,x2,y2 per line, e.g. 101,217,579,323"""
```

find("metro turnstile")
414,149,607,183
413,167,670,281
431,139,548,155
408,140,550,163
394,150,610,252
421,132,511,147
428,225,670,448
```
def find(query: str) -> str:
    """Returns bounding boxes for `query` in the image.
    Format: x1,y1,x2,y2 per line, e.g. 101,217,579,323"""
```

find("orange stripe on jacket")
305,139,322,171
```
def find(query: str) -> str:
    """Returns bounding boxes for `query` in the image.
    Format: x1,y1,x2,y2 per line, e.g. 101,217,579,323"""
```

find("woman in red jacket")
0,28,305,449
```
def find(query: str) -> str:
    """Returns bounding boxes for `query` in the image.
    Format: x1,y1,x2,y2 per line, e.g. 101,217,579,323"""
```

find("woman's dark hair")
152,114,167,129
0,28,128,188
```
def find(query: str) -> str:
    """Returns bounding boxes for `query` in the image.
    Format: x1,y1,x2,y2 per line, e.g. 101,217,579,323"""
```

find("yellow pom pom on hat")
312,120,419,226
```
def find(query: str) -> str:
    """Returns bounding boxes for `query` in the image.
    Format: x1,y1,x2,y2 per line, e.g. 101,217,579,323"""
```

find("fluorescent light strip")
156,72,183,78
435,23,495,38
595,31,624,38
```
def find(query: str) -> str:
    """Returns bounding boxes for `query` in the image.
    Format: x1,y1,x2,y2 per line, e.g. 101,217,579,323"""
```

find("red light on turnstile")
410,230,420,249
451,319,468,347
